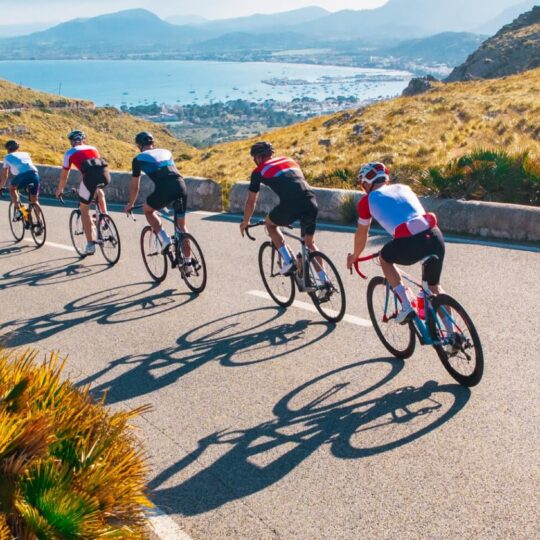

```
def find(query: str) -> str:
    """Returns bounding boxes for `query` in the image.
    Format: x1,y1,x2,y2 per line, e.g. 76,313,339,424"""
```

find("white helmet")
358,162,390,185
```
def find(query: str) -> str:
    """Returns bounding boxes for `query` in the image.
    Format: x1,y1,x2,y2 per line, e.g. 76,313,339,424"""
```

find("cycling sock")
278,244,292,265
441,314,454,334
394,284,412,310
158,230,171,246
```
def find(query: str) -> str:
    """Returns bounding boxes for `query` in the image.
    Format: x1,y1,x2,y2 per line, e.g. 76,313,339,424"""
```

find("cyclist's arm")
126,176,140,210
347,223,370,270
0,167,9,189
56,167,70,197
240,190,258,236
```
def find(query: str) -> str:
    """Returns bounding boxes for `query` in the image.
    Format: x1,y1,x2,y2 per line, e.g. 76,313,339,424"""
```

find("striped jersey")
249,156,314,202
63,144,100,172
132,148,181,185
3,152,38,176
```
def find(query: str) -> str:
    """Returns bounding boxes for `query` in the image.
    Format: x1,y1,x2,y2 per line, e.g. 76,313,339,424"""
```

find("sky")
0,0,388,25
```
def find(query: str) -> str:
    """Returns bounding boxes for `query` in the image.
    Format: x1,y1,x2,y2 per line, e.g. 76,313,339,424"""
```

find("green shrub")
0,349,151,539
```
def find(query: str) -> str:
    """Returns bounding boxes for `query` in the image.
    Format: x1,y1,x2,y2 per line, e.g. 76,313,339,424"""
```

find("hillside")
0,79,193,169
447,6,540,81
182,68,540,195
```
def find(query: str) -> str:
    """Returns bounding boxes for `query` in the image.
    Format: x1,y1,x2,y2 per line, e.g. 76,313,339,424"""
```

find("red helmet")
358,162,389,185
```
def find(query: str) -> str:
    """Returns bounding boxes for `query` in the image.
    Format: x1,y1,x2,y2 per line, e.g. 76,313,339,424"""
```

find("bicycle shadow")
0,281,196,348
148,358,470,516
0,241,38,259
78,306,337,404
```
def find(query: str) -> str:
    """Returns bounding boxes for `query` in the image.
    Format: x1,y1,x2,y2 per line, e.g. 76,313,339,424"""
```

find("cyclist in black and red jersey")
240,142,328,283
55,130,110,255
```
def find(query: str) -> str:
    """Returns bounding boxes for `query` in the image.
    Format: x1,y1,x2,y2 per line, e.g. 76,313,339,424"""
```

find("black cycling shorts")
268,196,318,236
381,227,445,285
78,175,103,205
147,177,187,217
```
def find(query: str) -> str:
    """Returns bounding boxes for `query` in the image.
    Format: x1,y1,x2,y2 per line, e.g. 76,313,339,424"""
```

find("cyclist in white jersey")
346,162,445,324
0,140,41,216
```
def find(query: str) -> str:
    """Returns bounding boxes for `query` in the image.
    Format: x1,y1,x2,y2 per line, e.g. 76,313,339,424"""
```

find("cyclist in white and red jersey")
55,130,109,255
240,142,328,283
346,162,445,324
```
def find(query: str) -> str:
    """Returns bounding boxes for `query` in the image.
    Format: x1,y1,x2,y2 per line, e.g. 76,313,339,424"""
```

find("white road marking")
24,238,76,252
247,290,372,327
147,506,193,540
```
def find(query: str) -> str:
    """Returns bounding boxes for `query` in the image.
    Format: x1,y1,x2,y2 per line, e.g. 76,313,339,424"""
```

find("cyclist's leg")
78,177,98,243
424,227,445,296
172,182,191,259
9,175,22,207
27,173,41,206
266,204,293,268
145,188,172,249
300,198,329,283
96,187,107,214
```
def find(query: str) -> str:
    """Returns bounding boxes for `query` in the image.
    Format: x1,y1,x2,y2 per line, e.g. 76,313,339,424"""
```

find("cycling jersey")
249,156,314,202
357,184,437,238
63,144,100,172
3,152,38,176
132,148,181,184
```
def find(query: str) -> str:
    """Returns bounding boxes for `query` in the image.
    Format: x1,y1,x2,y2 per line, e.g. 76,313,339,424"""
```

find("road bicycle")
132,203,207,294
245,220,346,323
352,252,483,386
1,185,46,247
61,188,121,265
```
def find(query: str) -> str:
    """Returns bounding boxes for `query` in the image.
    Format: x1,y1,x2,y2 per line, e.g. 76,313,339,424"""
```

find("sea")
0,60,411,107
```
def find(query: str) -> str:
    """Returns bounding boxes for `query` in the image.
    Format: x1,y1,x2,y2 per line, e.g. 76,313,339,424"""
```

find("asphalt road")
1,198,539,539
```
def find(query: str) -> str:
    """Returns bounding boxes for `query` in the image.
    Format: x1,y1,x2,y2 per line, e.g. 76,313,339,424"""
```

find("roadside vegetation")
0,349,151,539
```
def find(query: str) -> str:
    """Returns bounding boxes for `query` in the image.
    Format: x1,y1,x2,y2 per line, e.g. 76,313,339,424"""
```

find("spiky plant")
0,349,152,539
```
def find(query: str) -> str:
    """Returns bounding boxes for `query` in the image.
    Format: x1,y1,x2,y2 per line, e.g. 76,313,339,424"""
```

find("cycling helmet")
250,141,274,158
4,140,19,152
135,131,154,147
68,130,85,142
357,162,390,185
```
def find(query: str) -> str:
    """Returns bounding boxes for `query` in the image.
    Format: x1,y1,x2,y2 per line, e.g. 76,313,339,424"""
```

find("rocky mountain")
446,6,540,82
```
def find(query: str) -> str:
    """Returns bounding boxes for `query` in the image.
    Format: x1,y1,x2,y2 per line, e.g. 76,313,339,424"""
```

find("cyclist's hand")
346,253,355,270
124,203,134,214
55,189,63,199
239,221,249,237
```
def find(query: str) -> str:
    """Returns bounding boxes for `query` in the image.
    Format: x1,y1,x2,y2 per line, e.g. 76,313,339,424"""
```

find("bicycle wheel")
140,226,167,282
69,209,87,257
258,241,295,307
8,202,25,242
30,204,46,247
98,214,121,265
307,250,346,323
176,232,207,294
367,276,416,359
428,294,484,387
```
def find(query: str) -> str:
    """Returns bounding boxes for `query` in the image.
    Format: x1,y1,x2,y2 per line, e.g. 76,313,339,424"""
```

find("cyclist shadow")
79,306,337,404
148,358,470,516
0,241,37,259
0,281,196,348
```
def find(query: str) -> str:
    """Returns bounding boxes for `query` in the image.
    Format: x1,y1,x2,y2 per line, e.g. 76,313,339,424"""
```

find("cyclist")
0,140,41,216
55,130,109,255
124,131,192,273
240,142,328,285
346,161,445,324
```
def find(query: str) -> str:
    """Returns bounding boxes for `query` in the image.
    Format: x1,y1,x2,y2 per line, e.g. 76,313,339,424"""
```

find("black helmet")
68,130,85,142
250,141,274,158
135,131,154,147
4,140,19,152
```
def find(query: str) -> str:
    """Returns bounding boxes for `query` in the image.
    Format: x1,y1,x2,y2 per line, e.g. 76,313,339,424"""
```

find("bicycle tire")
98,214,121,265
428,294,484,387
258,241,295,307
69,209,87,257
8,202,25,242
176,232,207,294
307,250,346,323
30,204,46,247
140,226,167,282
367,276,416,359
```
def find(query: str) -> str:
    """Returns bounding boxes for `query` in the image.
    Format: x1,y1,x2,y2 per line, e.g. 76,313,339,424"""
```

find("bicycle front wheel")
367,276,416,359
177,232,207,294
8,202,25,242
98,214,121,265
69,209,87,257
307,250,346,323
30,204,46,247
140,226,167,282
258,241,295,307
428,294,484,387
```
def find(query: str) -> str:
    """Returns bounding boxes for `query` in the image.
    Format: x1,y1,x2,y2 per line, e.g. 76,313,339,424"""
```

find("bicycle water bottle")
416,289,425,320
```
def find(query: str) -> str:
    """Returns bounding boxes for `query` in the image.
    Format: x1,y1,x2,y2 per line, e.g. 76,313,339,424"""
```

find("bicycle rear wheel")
367,276,416,359
428,294,483,387
69,209,87,257
30,204,46,247
176,232,207,294
8,202,25,242
98,214,121,265
307,250,346,323
258,241,295,307
140,226,167,282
